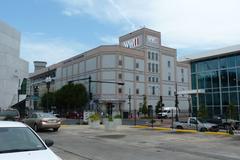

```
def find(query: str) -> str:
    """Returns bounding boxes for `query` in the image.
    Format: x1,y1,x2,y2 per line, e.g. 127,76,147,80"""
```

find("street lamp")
128,89,131,118
45,76,52,112
175,83,179,122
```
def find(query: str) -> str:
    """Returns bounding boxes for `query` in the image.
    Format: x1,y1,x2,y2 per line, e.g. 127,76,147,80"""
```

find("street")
39,125,240,160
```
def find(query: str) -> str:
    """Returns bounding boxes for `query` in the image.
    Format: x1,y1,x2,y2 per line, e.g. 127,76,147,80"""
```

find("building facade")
181,45,240,119
0,20,29,110
28,28,190,116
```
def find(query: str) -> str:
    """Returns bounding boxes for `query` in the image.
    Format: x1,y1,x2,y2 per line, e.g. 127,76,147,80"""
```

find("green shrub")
114,115,121,119
89,113,100,122
108,116,113,122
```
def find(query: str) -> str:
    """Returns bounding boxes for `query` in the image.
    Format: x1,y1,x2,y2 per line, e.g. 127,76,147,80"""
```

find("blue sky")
1,0,240,72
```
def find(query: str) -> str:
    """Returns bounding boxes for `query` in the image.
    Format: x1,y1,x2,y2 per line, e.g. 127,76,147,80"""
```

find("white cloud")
56,0,240,54
20,33,90,72
100,35,118,44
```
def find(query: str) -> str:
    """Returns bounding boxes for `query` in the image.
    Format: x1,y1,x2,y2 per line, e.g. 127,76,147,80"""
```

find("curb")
132,125,231,136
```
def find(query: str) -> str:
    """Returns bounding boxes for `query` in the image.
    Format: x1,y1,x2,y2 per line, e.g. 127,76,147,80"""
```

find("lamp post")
45,76,52,112
128,89,131,119
175,83,179,121
188,95,192,117
17,79,21,103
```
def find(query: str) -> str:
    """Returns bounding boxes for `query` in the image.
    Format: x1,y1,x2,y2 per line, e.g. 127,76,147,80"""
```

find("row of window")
119,60,140,69
148,63,159,73
148,51,158,61
191,54,240,73
118,74,141,82
118,88,140,95
192,68,240,89
148,76,159,83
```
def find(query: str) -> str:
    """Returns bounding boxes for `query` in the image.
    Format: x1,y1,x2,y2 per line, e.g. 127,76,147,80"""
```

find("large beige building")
27,28,190,116
0,20,28,110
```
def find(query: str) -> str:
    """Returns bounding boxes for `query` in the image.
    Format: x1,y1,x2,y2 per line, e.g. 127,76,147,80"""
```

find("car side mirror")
45,139,54,147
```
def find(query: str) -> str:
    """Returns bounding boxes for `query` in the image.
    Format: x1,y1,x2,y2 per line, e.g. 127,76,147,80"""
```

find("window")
118,73,122,79
148,52,151,59
168,88,171,96
136,75,139,81
156,77,159,82
136,62,139,69
118,60,122,66
181,68,184,73
181,77,184,83
152,77,155,82
152,63,155,72
148,63,151,72
148,77,151,82
136,89,139,95
118,88,122,94
156,64,158,73
168,73,171,81
156,53,158,61
168,61,171,67
152,52,154,60
152,86,155,95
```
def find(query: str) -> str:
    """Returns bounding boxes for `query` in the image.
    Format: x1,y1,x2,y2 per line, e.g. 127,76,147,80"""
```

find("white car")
0,121,62,160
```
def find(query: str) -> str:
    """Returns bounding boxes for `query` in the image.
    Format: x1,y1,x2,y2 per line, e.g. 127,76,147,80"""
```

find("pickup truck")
173,117,219,132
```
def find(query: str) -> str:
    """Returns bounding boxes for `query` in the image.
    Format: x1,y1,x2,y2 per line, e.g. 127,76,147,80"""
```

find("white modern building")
0,20,28,110
28,28,190,116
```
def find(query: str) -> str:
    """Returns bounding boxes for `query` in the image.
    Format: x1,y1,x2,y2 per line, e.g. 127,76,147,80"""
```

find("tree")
227,103,237,120
55,83,88,113
155,96,164,115
41,92,56,112
142,95,148,117
197,104,208,119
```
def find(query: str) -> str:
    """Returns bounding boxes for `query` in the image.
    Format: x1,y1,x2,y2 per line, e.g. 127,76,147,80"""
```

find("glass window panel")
237,68,240,86
227,56,236,68
214,107,221,116
205,72,212,88
208,107,213,118
228,69,237,86
192,74,196,89
222,93,229,105
230,92,238,105
199,94,205,105
212,71,219,88
192,95,197,107
220,70,228,87
192,107,197,117
220,57,227,69
230,87,237,91
197,62,205,72
191,63,196,73
198,73,205,89
206,94,212,105
236,55,240,66
213,93,220,105
206,59,218,70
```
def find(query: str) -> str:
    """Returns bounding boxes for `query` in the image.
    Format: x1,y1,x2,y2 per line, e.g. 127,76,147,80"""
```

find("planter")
104,121,117,130
114,119,122,126
89,120,100,129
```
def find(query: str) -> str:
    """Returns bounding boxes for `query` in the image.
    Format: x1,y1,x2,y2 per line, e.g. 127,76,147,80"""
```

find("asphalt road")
38,125,240,160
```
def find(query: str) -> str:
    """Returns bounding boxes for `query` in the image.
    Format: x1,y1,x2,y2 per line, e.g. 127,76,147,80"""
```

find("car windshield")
0,127,46,154
38,113,56,118
0,110,18,116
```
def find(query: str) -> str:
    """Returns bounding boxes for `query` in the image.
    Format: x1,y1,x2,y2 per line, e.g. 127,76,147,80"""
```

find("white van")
157,107,179,118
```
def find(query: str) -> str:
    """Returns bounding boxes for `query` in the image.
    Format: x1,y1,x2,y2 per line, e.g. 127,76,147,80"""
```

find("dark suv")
0,109,20,121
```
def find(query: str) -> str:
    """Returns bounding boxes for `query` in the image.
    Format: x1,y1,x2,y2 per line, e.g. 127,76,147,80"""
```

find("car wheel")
34,124,38,132
200,128,207,132
53,128,59,132
176,126,183,129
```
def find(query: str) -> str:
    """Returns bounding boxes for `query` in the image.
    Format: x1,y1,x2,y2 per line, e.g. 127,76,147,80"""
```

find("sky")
0,0,240,72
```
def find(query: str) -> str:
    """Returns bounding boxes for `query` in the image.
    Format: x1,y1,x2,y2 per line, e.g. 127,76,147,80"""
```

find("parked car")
23,112,61,132
157,107,179,119
173,117,219,132
0,121,62,160
66,111,83,119
0,109,20,121
207,118,240,130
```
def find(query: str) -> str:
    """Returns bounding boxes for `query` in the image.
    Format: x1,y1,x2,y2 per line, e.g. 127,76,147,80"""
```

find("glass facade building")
191,53,240,119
